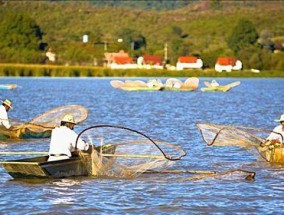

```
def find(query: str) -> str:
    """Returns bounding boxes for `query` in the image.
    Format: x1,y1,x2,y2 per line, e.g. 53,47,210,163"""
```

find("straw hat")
275,114,284,122
61,114,76,124
1,99,13,109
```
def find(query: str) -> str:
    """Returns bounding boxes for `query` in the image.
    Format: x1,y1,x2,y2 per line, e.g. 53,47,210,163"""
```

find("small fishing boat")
110,77,199,92
0,84,18,90
0,124,52,139
1,145,116,179
110,80,163,91
163,77,199,91
1,155,89,179
201,81,240,92
0,105,88,140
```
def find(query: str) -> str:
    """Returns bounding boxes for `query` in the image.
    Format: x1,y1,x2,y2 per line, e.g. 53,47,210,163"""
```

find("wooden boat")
0,124,52,140
1,145,116,179
201,81,240,92
110,77,199,92
110,80,163,91
258,141,284,163
0,84,18,90
163,77,199,91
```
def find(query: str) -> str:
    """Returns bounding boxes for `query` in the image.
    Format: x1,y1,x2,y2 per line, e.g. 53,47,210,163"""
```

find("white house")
104,50,137,69
137,55,163,69
215,57,242,72
176,56,203,70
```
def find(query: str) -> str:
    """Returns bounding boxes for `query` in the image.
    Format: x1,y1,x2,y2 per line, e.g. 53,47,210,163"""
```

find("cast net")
76,125,186,179
0,105,88,139
196,123,284,163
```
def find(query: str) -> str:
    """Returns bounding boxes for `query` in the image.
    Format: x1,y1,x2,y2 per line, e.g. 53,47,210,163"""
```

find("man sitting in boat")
48,114,89,161
0,99,13,129
266,114,284,144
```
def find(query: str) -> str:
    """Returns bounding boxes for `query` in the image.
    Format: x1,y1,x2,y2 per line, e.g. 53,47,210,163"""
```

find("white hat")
274,114,284,122
1,99,13,109
61,114,76,124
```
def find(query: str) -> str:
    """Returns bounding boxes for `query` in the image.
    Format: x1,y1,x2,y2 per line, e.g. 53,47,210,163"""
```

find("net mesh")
196,123,284,163
0,105,88,139
77,125,186,179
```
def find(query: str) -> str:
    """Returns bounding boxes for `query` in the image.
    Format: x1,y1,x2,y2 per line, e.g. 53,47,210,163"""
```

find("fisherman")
48,114,89,161
0,99,13,129
211,80,220,87
266,114,284,144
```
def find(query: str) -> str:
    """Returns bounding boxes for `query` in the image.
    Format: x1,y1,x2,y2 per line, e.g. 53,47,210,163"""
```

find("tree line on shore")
0,1,283,72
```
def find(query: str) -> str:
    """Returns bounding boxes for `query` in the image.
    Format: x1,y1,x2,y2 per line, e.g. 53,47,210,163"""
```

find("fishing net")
76,125,186,179
0,105,88,139
196,123,284,163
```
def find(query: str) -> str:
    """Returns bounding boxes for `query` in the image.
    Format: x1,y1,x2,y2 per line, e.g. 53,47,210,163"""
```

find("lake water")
0,77,284,214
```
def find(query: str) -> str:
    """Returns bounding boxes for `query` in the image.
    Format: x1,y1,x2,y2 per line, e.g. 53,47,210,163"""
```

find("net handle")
75,124,186,161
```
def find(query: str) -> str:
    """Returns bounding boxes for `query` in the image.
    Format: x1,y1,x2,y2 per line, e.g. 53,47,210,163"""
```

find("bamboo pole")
144,169,216,174
0,161,39,165
101,153,165,159
0,152,48,155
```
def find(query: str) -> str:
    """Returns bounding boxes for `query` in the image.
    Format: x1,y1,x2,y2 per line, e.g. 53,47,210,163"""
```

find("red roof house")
176,56,203,70
215,57,242,72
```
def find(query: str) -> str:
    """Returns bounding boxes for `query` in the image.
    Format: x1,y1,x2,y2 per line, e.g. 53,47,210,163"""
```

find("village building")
176,56,203,70
215,57,242,72
45,48,56,62
137,55,163,69
104,50,137,69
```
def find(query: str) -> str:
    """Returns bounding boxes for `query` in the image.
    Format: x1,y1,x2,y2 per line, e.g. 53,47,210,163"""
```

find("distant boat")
201,81,240,92
163,77,199,91
110,79,163,91
110,77,199,91
0,84,18,90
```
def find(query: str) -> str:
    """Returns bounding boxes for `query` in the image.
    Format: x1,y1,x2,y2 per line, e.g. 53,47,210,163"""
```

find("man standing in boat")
0,99,13,129
266,114,284,144
48,114,89,161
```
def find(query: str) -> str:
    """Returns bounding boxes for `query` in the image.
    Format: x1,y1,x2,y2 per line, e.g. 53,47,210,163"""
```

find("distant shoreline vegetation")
0,64,283,78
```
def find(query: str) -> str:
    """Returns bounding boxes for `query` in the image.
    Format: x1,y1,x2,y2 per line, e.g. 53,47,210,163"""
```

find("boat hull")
1,155,89,179
0,125,52,140
1,145,116,179
201,86,231,92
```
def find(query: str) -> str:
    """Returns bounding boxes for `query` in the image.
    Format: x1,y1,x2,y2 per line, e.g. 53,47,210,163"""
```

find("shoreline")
0,63,283,78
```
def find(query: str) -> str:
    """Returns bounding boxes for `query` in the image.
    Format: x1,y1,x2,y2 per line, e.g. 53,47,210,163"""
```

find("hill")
0,1,283,71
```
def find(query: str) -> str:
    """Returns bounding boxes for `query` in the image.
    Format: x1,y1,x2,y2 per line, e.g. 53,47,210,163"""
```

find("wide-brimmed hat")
61,114,76,124
274,114,284,122
1,99,13,109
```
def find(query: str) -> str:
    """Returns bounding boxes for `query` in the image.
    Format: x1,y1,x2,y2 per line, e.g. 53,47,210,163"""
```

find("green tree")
227,18,259,53
0,11,43,63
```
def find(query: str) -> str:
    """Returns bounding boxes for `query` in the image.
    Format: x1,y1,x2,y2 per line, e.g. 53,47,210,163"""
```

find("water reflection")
0,77,283,214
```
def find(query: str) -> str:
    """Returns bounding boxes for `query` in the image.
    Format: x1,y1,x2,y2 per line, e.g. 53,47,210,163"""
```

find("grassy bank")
0,63,283,78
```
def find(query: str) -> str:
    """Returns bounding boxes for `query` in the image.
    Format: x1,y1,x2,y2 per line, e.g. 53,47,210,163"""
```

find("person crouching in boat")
0,99,13,129
265,114,284,144
48,114,89,161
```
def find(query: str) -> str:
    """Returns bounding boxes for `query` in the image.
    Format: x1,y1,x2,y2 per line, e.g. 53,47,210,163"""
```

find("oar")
0,151,48,155
224,81,241,89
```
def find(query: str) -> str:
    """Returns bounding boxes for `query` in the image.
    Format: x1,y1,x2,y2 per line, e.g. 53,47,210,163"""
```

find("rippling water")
0,77,284,214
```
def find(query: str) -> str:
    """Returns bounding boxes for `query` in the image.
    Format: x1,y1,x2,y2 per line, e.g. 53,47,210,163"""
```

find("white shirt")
0,105,11,129
266,125,284,143
48,126,89,157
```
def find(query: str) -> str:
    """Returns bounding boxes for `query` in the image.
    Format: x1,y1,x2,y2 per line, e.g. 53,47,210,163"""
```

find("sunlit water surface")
0,77,283,214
